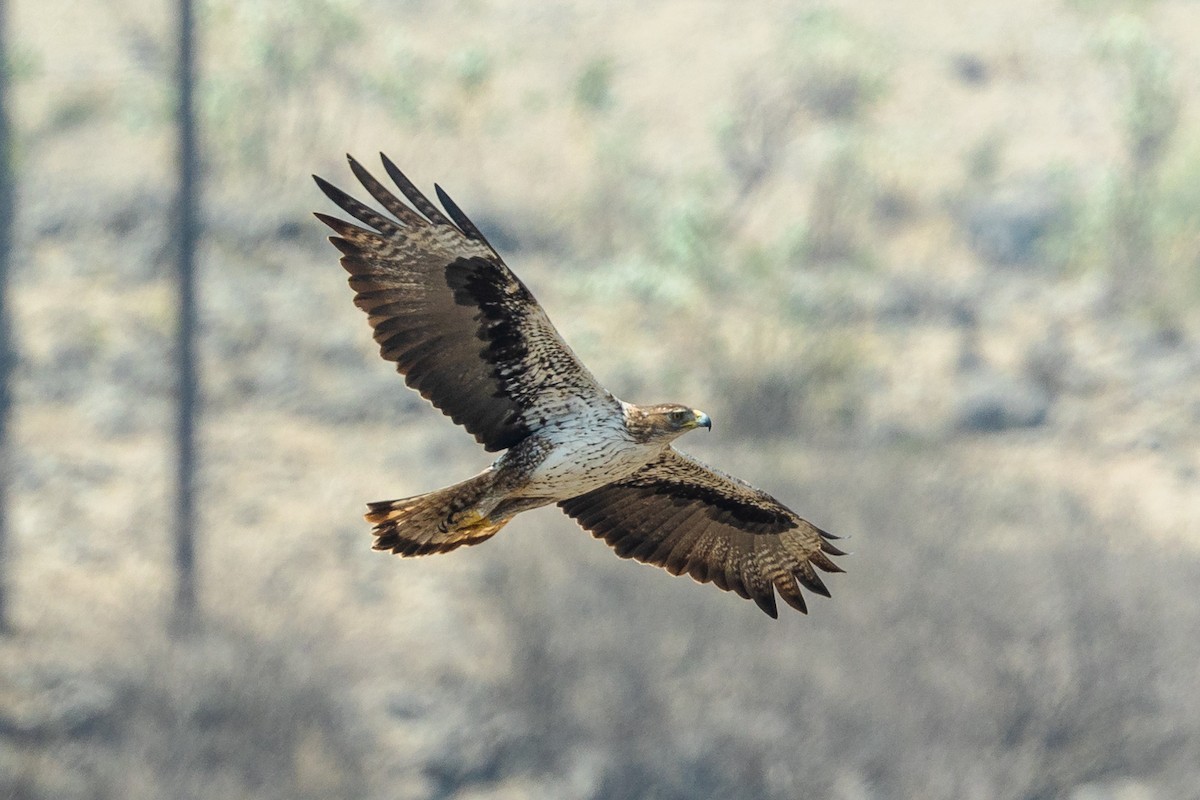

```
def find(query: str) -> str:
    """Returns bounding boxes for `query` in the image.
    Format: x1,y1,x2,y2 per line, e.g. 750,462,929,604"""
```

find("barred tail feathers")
366,472,508,556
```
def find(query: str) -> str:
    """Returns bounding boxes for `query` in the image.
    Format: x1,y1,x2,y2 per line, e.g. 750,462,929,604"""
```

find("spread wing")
314,154,613,452
559,448,845,618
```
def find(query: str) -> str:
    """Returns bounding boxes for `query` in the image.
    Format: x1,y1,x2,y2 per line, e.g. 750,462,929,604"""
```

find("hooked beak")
693,410,712,431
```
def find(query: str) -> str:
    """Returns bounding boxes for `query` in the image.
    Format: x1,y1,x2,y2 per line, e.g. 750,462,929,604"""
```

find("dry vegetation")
3,0,1200,798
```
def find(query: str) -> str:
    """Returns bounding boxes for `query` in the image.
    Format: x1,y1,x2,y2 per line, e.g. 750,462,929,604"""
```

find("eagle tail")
365,472,508,556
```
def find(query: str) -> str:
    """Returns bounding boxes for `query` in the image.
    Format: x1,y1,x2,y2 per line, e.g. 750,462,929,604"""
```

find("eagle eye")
668,409,687,424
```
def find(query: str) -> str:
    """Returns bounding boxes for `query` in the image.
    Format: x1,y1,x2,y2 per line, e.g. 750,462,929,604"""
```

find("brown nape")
622,403,696,444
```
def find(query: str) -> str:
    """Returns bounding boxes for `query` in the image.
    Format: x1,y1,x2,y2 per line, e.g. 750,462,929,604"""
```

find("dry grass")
4,0,1200,797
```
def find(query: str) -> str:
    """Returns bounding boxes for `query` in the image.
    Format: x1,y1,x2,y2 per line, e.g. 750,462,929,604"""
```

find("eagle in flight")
314,154,844,617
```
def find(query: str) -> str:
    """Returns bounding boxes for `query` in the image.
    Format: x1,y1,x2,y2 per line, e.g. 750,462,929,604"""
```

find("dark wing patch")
559,448,844,618
314,154,613,452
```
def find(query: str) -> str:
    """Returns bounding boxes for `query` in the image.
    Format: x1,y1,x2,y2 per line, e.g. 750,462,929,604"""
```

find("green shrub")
575,57,615,113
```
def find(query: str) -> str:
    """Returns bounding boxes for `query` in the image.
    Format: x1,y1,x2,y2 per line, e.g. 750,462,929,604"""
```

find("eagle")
313,154,844,618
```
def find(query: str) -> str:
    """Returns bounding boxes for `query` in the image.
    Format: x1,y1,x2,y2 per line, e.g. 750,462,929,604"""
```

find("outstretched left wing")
559,449,844,618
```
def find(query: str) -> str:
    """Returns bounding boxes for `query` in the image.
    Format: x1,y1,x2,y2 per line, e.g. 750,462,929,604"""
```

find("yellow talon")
450,508,488,529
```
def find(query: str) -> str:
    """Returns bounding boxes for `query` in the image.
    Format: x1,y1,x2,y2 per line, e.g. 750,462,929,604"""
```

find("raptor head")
625,403,712,444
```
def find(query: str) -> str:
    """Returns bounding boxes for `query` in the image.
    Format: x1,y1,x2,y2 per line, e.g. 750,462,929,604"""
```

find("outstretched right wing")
314,154,614,452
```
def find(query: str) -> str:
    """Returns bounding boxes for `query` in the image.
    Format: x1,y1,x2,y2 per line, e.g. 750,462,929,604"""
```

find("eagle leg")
366,470,509,556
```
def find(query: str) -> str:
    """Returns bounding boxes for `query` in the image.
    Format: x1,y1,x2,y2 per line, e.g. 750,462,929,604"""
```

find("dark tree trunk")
172,0,200,633
0,0,15,636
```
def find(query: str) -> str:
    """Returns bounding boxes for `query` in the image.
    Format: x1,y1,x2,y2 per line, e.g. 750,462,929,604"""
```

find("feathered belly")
517,435,657,499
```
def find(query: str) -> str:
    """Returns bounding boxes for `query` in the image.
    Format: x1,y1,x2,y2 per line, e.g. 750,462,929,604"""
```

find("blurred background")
2,0,1199,798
